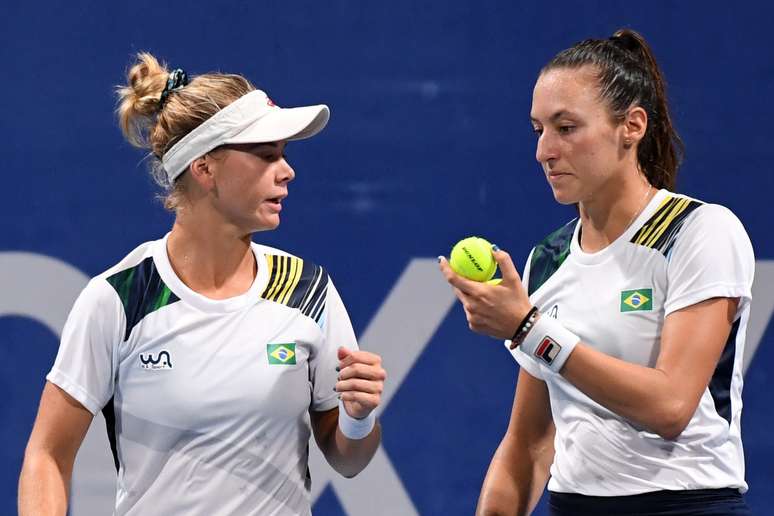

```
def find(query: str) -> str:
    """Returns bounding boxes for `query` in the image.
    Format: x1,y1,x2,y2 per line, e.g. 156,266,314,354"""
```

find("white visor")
161,89,329,182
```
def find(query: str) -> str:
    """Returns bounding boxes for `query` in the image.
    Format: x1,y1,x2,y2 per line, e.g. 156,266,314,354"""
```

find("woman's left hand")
439,247,533,340
335,348,386,419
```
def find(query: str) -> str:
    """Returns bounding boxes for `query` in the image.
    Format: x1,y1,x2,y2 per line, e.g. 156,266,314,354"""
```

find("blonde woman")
19,53,386,516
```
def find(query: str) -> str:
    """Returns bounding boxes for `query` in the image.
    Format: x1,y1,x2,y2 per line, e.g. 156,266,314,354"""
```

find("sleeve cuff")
46,369,103,416
312,393,340,412
665,282,751,316
504,340,545,380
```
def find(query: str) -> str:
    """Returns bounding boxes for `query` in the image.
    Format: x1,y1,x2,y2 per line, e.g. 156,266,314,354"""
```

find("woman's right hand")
439,246,533,341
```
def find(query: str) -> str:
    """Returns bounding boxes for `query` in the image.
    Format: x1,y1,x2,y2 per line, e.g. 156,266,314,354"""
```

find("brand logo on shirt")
620,288,653,312
534,336,561,365
139,350,173,370
547,305,559,319
267,343,296,365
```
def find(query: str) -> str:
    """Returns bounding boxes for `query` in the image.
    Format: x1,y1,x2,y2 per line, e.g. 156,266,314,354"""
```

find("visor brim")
224,104,330,145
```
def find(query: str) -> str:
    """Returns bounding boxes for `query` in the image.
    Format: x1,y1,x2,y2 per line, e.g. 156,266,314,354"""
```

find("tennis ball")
486,278,502,286
449,237,497,282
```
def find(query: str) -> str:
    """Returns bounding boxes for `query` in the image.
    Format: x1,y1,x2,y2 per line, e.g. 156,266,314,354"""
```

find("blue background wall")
2,1,772,514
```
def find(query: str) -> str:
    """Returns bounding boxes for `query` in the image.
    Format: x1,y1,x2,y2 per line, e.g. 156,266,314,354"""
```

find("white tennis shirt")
48,234,357,515
510,189,755,496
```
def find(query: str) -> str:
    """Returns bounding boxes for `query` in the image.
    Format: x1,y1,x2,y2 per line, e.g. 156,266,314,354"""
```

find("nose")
535,130,558,166
276,157,295,184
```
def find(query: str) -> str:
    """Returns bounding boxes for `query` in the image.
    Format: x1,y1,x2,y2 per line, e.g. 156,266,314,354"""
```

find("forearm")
561,343,686,438
477,433,552,516
18,451,70,516
323,347,387,477
322,422,382,478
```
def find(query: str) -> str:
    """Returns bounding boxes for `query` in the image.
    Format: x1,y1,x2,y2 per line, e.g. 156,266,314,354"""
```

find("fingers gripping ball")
449,237,498,282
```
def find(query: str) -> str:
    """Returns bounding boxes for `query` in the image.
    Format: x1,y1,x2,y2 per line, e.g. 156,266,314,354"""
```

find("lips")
266,192,287,203
547,171,572,181
264,194,286,212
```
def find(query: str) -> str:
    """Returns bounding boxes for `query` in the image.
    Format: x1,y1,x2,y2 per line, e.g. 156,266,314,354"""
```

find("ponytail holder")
159,68,189,109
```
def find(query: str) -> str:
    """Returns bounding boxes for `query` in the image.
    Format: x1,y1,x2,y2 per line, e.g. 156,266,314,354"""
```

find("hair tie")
159,68,189,109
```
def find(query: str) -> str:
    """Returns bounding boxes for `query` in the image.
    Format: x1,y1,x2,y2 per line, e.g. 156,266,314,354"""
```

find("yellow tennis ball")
486,278,502,286
449,237,497,282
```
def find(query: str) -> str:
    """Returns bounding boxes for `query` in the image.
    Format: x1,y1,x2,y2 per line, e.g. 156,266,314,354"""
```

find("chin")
550,187,581,206
251,223,279,234
251,216,281,233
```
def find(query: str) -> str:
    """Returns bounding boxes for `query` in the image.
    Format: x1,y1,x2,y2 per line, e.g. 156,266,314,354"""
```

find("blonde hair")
116,52,255,210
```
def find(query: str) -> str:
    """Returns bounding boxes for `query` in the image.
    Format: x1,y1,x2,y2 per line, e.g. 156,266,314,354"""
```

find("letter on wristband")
518,315,580,373
338,399,376,440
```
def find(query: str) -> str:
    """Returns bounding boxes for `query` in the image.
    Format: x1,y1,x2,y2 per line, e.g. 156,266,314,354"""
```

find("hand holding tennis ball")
449,237,499,282
440,238,534,340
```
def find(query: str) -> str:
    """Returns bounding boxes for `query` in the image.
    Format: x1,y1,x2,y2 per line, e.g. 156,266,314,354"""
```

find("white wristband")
338,399,376,440
519,315,580,373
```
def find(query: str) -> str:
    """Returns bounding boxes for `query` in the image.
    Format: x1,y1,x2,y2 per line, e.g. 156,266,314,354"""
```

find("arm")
477,368,554,516
561,296,737,439
440,248,742,440
311,347,385,478
19,381,94,516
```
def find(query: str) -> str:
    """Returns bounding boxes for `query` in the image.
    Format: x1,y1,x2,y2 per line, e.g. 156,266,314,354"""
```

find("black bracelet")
510,306,539,347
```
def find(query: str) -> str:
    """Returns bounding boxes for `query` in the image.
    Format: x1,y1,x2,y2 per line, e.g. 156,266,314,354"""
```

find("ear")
188,155,216,191
622,106,648,149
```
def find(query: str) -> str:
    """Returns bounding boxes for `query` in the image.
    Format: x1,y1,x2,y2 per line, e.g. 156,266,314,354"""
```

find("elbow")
335,465,364,479
655,424,686,442
21,446,51,475
653,400,693,441
477,510,508,516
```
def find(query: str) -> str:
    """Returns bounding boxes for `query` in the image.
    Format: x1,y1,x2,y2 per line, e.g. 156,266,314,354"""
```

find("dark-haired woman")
18,53,386,516
440,29,753,515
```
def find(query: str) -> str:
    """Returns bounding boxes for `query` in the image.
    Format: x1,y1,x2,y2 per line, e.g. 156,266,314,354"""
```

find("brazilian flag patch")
620,289,653,312
267,343,296,365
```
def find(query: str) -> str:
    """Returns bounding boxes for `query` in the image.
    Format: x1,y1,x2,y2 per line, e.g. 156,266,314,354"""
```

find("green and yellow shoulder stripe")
630,195,703,256
260,254,329,324
106,256,180,341
527,220,576,296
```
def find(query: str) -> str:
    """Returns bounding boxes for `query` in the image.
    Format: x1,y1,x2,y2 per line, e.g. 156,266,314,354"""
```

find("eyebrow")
530,110,577,124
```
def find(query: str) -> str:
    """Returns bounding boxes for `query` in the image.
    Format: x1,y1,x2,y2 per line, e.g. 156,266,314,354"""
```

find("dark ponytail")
542,29,684,190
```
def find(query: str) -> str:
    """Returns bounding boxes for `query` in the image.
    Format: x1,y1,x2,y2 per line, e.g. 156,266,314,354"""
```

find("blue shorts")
548,488,750,515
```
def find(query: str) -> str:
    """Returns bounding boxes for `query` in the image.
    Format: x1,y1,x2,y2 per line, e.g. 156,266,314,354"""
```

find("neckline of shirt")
569,188,670,266
152,232,270,313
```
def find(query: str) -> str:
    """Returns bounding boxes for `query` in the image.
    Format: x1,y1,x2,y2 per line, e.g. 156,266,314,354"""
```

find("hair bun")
610,29,644,54
116,52,170,148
